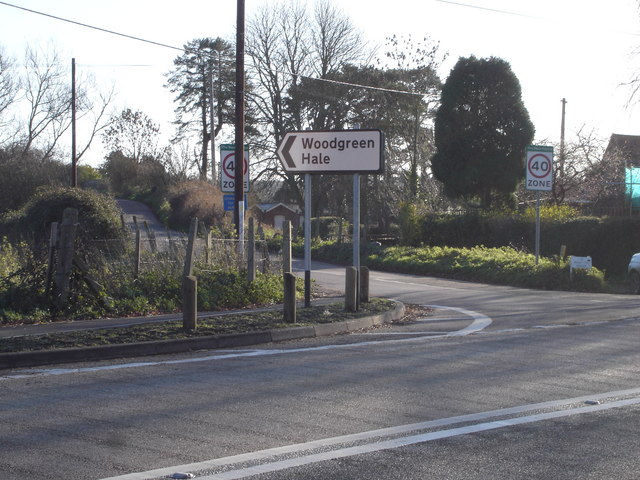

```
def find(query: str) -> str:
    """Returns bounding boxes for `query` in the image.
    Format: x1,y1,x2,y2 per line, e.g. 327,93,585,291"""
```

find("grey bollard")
360,266,370,303
345,266,358,312
182,275,197,331
283,272,297,323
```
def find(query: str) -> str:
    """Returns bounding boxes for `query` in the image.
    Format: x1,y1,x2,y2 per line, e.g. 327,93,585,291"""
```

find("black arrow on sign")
281,135,297,169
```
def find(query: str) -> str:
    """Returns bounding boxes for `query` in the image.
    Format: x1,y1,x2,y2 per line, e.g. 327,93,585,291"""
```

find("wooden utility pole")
71,58,77,187
560,98,567,177
234,0,246,240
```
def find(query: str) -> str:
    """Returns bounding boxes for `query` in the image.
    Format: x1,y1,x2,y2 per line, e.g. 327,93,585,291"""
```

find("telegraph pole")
560,98,567,177
71,58,77,187
234,0,246,244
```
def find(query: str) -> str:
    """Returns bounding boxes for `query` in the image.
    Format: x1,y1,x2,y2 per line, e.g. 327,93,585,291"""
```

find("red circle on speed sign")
222,152,248,179
527,153,552,179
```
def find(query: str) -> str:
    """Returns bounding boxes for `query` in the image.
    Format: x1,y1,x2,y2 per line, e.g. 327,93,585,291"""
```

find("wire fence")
81,231,283,290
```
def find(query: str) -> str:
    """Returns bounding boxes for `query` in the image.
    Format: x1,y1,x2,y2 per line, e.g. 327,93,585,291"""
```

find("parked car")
628,253,640,294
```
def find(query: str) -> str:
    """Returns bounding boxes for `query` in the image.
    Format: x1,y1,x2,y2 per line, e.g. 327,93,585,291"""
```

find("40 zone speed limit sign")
526,145,553,191
220,144,249,193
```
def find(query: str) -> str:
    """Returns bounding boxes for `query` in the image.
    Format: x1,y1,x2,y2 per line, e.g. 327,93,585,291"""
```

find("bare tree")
0,46,17,119
311,0,366,78
20,46,71,157
102,108,164,162
574,129,625,208
550,127,606,204
246,0,368,212
15,45,112,162
163,139,199,182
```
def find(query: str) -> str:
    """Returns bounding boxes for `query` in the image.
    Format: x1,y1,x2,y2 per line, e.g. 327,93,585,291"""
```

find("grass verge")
0,298,396,354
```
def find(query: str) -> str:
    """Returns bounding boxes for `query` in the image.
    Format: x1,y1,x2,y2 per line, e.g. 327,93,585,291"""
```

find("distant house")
604,133,640,210
604,133,640,166
253,203,301,230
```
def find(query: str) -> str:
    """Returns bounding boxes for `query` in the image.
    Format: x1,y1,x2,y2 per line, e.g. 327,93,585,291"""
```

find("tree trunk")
200,62,209,180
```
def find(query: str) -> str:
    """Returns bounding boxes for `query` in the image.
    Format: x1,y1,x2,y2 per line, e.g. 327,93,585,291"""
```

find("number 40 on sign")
220,144,250,193
525,145,553,191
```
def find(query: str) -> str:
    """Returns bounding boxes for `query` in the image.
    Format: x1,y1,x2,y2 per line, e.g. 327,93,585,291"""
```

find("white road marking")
355,305,492,337
99,387,640,480
427,305,492,336
374,277,469,292
1,305,492,381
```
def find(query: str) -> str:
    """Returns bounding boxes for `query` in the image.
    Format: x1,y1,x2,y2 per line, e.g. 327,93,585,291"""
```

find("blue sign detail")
223,194,248,212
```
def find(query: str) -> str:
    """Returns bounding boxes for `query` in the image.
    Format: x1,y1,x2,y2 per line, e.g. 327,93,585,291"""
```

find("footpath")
0,299,405,370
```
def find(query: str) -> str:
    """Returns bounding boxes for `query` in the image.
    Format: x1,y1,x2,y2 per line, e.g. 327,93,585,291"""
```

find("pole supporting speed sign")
525,145,553,191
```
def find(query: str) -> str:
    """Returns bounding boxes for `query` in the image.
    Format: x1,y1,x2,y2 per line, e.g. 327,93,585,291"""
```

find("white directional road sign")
277,129,384,174
525,145,554,191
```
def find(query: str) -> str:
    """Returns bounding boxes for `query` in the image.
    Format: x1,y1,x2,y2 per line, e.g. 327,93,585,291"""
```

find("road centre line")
1,305,491,381
99,387,640,480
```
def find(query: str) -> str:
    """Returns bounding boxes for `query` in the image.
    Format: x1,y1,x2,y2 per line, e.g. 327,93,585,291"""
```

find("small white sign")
570,256,592,270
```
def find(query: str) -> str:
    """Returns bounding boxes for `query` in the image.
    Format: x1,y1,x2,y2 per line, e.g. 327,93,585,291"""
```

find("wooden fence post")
182,218,199,330
283,220,292,275
248,217,256,282
206,228,212,265
142,220,157,253
134,228,141,279
45,222,58,295
262,241,270,274
183,217,198,278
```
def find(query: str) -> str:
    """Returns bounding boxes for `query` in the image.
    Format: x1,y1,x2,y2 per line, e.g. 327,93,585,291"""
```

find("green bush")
306,239,607,293
521,204,580,222
0,239,50,323
198,271,284,310
413,210,640,277
1,187,125,244
0,146,69,214
398,203,421,246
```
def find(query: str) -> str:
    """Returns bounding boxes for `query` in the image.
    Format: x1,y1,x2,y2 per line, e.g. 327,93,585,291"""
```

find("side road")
0,300,405,370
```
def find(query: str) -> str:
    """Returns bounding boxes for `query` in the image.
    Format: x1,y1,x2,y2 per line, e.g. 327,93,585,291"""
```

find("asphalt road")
1,264,640,479
116,198,186,252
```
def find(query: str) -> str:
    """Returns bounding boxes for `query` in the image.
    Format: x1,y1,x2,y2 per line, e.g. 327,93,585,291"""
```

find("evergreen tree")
166,38,235,180
431,56,534,209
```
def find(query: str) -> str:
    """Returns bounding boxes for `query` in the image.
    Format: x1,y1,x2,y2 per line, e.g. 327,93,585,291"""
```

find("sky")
2,0,640,167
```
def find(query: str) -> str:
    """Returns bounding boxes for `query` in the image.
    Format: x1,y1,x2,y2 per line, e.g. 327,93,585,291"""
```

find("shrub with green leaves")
0,238,50,324
1,186,125,244
307,239,606,293
520,204,580,222
367,244,606,292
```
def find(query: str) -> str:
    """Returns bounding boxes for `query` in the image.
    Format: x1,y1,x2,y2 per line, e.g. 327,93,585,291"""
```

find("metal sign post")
304,173,312,308
353,173,361,309
277,129,384,309
525,145,554,265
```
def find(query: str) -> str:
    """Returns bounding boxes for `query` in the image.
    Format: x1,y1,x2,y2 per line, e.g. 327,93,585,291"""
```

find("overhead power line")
436,0,640,37
0,0,427,98
435,0,541,20
0,1,185,52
